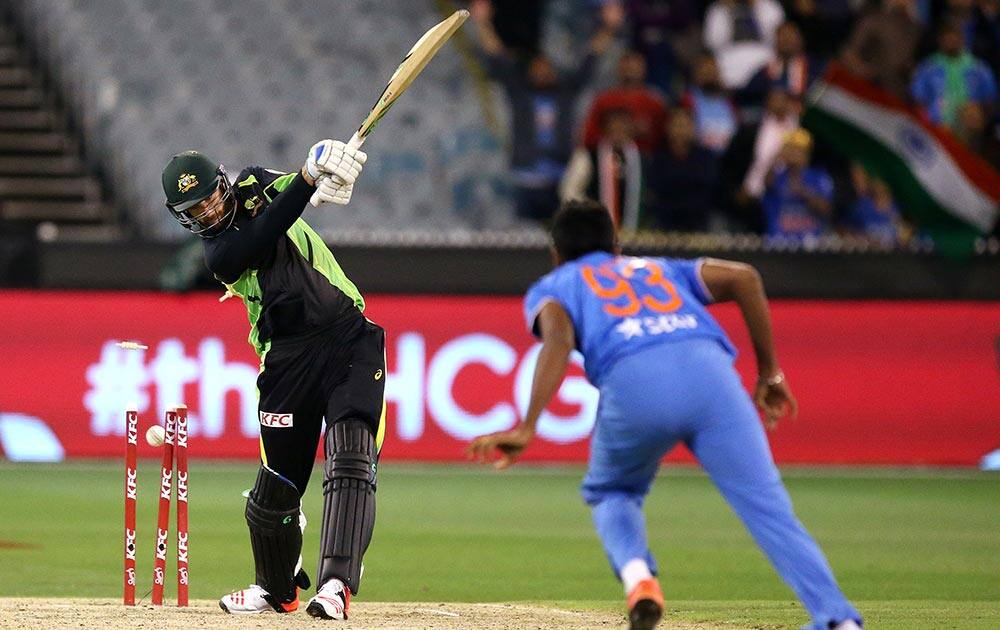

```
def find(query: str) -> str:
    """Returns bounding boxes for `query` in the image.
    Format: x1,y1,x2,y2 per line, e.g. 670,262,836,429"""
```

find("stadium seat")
6,0,524,238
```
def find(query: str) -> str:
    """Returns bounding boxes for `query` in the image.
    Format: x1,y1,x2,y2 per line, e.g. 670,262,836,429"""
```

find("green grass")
1,462,998,628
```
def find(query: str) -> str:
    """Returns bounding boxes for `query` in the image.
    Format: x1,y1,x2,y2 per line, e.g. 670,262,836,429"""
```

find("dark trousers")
256,319,386,495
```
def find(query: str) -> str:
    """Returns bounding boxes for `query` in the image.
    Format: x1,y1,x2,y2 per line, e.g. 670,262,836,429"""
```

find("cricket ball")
146,425,166,447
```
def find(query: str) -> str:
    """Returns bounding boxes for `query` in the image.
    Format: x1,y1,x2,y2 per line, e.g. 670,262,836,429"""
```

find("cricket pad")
317,419,377,594
245,466,304,606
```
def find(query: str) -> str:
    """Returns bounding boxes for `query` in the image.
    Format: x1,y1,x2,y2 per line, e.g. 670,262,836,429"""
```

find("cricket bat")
310,9,469,206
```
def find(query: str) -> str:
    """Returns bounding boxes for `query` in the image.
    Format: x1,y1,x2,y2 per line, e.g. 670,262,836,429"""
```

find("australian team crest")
177,172,199,193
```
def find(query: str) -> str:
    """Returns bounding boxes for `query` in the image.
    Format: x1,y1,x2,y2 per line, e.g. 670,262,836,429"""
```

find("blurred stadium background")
0,0,998,627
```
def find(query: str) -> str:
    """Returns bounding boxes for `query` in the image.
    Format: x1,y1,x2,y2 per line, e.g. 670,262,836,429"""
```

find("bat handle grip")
346,131,364,151
310,132,366,207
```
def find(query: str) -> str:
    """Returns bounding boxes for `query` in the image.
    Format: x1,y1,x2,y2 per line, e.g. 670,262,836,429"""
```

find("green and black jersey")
203,166,365,358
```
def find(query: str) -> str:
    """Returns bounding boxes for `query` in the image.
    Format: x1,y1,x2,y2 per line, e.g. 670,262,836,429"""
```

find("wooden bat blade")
355,9,469,142
310,10,469,207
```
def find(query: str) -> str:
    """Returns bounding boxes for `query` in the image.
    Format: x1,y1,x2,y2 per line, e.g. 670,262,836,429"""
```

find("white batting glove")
305,140,367,185
313,177,354,205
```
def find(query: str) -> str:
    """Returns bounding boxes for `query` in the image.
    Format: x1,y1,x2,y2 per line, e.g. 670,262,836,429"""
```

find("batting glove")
305,140,367,185
313,177,354,206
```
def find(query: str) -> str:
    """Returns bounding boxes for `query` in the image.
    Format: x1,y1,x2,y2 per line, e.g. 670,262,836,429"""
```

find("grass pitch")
1,461,998,628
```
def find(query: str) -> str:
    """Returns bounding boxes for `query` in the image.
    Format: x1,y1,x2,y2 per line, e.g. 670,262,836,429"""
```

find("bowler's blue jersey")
524,252,736,386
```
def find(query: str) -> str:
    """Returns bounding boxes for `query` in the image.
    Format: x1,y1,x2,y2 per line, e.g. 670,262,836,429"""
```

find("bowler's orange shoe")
627,578,663,630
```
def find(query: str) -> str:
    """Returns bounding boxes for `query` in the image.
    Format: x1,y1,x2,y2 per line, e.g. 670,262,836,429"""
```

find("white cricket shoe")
832,621,862,630
219,584,299,614
306,579,350,620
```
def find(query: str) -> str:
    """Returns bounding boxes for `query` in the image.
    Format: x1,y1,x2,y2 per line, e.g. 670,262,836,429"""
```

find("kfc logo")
124,528,136,561
155,528,168,561
176,416,188,447
259,412,293,428
126,413,138,445
177,531,189,563
176,470,188,503
159,468,172,500
126,467,137,501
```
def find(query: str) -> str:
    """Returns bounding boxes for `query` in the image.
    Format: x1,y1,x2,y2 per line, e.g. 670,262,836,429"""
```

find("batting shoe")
306,578,350,620
627,577,664,630
219,584,299,614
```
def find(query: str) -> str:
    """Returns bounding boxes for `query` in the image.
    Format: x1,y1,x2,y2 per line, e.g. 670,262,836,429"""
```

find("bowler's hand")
754,372,798,430
466,424,535,470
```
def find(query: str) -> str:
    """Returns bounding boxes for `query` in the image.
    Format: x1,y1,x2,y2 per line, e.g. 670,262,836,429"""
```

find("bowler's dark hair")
551,200,616,262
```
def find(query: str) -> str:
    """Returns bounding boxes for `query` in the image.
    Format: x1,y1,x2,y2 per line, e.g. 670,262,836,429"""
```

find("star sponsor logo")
153,566,165,585
643,314,698,335
615,314,698,339
125,567,136,586
615,317,644,340
259,411,293,428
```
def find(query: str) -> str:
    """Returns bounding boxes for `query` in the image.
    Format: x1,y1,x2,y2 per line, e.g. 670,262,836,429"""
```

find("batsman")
161,140,381,620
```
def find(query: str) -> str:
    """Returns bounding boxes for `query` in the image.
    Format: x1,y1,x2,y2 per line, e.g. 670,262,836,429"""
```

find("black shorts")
256,318,386,495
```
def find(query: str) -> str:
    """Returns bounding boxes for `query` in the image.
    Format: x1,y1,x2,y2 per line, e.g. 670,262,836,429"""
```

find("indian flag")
803,63,1000,236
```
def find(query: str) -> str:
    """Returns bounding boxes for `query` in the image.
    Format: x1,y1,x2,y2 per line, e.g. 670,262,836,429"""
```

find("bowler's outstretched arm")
466,301,575,468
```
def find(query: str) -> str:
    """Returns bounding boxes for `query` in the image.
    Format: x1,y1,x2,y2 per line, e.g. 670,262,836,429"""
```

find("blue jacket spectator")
911,23,999,128
846,166,905,247
681,55,739,153
762,129,834,240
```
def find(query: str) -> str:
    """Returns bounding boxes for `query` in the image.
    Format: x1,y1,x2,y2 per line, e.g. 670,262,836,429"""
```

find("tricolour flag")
803,63,1000,235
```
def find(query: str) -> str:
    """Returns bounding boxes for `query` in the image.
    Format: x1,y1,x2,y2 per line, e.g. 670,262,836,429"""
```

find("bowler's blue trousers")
582,338,861,629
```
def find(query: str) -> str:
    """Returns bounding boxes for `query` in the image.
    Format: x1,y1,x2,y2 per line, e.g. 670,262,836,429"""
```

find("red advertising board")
0,291,997,465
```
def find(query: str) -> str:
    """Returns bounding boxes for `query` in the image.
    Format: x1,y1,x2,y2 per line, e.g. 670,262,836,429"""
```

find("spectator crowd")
469,0,1000,247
